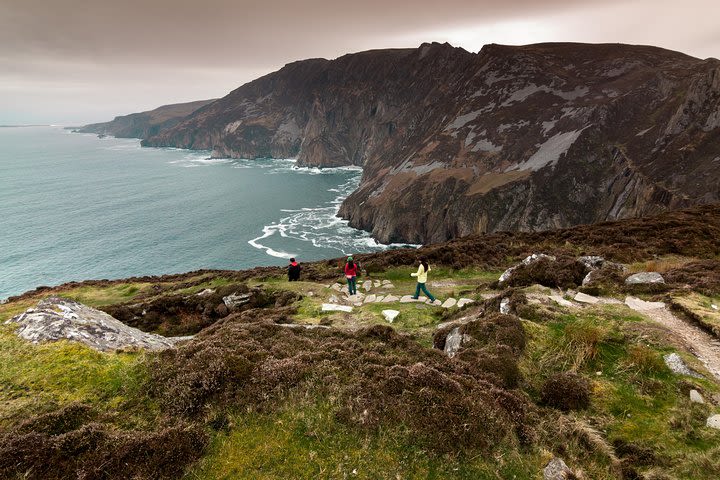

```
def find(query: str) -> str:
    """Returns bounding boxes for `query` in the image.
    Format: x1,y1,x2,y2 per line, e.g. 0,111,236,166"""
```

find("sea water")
0,126,400,299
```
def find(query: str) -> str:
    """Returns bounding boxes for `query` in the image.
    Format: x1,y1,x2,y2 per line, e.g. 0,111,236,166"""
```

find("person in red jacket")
288,258,301,281
344,256,358,295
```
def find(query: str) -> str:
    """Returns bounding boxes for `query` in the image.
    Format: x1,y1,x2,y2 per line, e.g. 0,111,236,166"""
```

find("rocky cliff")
78,99,215,139
141,42,720,244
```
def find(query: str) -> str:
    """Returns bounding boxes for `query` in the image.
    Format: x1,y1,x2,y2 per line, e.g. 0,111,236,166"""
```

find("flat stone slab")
7,297,188,352
381,282,395,289
456,298,475,308
426,299,442,306
574,292,599,304
382,310,400,323
382,295,400,303
331,283,344,291
362,281,373,291
364,294,377,304
625,296,665,311
549,295,575,307
441,298,457,308
373,295,385,302
381,280,392,285
625,272,665,284
400,295,426,303
321,303,353,313
373,280,382,288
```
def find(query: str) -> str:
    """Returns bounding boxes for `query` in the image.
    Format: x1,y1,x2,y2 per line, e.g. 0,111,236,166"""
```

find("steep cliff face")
143,42,720,244
78,99,215,139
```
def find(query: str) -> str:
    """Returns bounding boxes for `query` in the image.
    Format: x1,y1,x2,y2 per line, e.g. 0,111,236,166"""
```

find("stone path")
625,296,720,380
323,280,475,313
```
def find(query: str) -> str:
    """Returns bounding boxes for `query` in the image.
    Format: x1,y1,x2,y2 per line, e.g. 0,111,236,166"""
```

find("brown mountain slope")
142,42,720,244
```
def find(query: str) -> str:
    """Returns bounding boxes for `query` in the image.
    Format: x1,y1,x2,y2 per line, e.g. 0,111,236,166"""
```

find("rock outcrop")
77,99,215,139
6,297,190,351
135,43,719,243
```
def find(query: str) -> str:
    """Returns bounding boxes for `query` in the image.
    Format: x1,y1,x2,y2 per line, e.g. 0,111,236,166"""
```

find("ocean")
0,126,400,299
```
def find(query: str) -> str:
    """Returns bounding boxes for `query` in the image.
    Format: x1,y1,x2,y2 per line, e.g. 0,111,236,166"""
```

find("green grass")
185,403,544,480
59,282,151,307
0,323,152,429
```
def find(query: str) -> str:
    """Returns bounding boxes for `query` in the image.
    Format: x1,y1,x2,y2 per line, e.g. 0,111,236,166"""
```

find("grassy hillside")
1,205,720,479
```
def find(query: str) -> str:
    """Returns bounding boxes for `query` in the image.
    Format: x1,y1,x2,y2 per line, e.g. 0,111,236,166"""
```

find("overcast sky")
1,0,718,125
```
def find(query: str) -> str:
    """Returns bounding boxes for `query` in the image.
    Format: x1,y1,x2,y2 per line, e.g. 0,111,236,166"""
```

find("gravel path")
625,296,720,380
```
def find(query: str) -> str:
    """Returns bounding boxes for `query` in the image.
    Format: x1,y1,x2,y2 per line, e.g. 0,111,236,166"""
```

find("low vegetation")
2,205,720,479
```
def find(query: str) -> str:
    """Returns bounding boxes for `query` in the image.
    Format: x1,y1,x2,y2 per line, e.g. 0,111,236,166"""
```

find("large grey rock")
444,327,465,358
578,255,605,269
499,254,556,284
663,353,702,378
7,297,189,352
543,457,574,480
223,292,252,309
625,272,665,285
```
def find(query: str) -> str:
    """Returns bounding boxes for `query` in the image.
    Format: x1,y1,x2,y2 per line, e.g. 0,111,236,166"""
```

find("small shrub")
623,344,667,375
540,372,592,411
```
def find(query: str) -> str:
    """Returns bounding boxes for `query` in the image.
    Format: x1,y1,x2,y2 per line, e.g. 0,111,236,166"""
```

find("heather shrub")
540,372,592,411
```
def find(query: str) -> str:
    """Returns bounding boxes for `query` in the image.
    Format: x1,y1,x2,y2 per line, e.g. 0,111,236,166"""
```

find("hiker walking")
411,257,436,302
288,257,301,281
344,255,358,295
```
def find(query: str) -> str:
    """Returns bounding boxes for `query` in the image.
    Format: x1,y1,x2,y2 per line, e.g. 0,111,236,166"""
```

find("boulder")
543,457,574,480
443,327,465,358
223,292,252,310
625,272,665,285
707,414,720,429
6,297,189,352
690,389,705,404
382,310,400,323
577,255,605,270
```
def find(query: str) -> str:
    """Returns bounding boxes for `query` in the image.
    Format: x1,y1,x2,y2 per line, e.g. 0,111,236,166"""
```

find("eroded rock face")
6,297,189,352
132,42,720,244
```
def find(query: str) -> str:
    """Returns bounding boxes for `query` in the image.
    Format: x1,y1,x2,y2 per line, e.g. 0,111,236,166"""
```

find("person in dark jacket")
344,256,358,295
288,258,301,281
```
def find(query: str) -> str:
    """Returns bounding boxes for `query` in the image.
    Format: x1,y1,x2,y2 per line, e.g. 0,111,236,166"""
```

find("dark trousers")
413,282,435,302
347,276,357,295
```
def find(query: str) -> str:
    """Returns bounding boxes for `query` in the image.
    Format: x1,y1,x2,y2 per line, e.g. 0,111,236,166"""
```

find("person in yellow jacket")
410,257,436,302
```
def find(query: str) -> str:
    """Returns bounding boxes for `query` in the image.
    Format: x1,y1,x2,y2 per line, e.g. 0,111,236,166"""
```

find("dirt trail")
625,296,720,380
